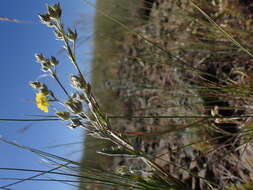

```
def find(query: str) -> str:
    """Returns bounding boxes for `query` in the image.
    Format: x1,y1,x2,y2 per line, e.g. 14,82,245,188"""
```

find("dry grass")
82,0,253,189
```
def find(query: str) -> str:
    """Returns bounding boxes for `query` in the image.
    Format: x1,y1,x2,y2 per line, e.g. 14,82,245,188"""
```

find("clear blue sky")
0,0,95,189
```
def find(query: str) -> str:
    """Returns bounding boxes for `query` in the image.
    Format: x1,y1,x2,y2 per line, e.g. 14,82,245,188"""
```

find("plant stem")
51,72,70,98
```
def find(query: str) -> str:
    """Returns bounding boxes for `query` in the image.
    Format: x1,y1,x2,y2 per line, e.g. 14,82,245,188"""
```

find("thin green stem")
0,163,70,189
51,71,70,98
56,21,86,84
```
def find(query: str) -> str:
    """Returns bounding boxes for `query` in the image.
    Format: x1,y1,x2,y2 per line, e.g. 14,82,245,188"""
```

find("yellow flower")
36,92,49,112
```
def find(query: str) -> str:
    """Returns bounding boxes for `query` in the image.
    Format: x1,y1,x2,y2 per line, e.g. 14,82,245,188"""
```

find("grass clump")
81,0,253,189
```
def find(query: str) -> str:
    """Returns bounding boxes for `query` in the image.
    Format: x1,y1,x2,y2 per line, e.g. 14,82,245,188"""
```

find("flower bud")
65,99,83,114
38,14,51,24
71,93,86,101
41,62,51,72
67,28,77,42
68,118,82,129
50,56,59,66
29,81,50,95
52,3,62,19
35,53,47,63
47,5,55,17
53,30,63,40
40,87,50,96
35,54,54,72
47,3,62,20
30,81,43,90
70,75,86,90
56,111,70,120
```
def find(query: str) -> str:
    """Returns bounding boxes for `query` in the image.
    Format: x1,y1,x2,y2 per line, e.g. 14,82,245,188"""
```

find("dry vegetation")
80,0,253,189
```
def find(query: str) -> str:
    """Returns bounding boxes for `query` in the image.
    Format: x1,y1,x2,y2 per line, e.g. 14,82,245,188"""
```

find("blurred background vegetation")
80,0,253,189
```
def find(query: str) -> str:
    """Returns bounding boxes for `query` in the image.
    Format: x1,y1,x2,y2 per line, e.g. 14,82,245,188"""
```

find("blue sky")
0,0,95,189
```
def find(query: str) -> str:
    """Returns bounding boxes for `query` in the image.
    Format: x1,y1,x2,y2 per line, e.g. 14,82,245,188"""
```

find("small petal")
36,92,49,112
